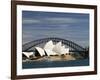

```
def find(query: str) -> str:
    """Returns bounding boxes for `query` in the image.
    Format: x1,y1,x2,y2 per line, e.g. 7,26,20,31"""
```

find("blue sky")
22,11,89,47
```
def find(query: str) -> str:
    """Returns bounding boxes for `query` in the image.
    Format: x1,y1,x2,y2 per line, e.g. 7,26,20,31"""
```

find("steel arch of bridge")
22,37,86,52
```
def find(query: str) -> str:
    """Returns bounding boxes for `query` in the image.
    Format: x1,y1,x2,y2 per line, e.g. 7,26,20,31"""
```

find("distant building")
22,40,70,59
35,40,70,56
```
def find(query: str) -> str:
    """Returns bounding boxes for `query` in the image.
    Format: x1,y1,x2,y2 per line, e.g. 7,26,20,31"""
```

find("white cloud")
45,17,78,24
45,17,89,24
22,19,41,24
22,17,88,24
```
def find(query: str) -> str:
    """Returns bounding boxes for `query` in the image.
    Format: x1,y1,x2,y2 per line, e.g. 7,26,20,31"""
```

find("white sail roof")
22,52,33,58
53,42,70,55
44,40,54,50
52,42,62,54
61,46,69,54
44,49,58,56
65,48,70,54
35,47,45,56
44,49,53,56
61,46,66,54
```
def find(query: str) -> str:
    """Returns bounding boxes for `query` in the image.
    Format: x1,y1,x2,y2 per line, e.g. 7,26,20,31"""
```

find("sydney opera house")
22,40,70,60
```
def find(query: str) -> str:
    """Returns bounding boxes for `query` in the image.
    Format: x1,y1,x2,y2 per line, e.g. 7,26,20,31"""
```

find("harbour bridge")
22,37,89,58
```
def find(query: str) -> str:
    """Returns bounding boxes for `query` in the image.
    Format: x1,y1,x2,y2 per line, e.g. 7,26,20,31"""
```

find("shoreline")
23,54,76,62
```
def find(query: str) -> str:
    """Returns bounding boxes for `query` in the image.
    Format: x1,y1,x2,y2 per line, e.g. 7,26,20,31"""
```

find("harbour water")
22,58,89,69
